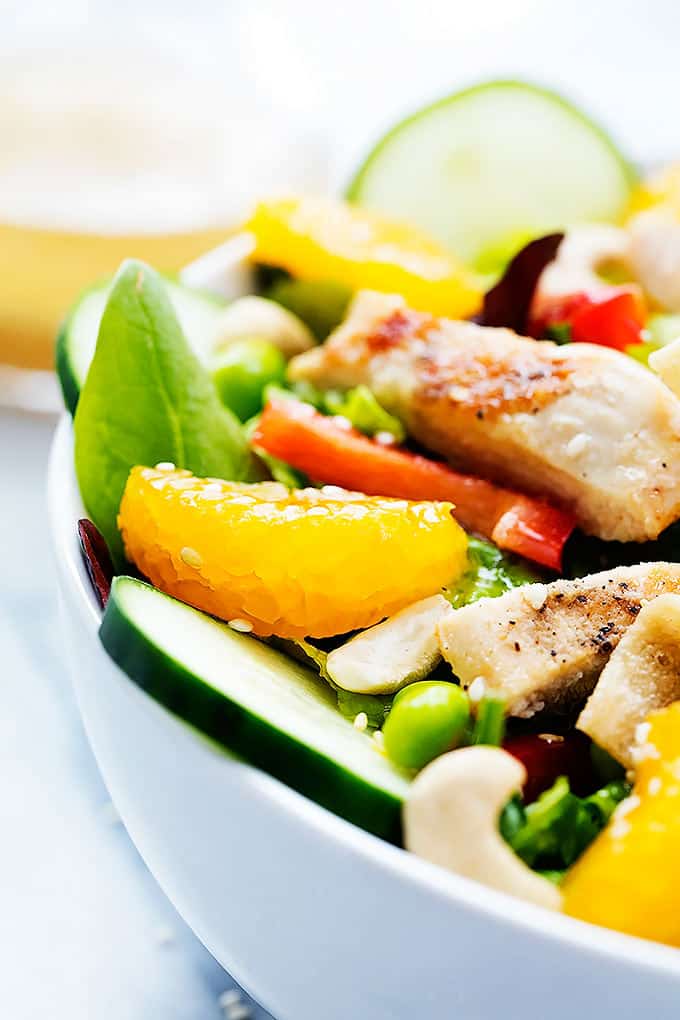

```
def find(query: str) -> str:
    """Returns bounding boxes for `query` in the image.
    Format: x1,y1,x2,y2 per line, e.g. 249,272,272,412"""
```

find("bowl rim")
48,414,680,980
49,229,680,980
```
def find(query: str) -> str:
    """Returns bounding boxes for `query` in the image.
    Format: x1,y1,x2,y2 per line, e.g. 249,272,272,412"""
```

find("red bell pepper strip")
253,399,575,570
531,286,646,351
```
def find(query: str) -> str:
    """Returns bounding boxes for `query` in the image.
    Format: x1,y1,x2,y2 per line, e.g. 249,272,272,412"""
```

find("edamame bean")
382,681,470,770
212,337,286,421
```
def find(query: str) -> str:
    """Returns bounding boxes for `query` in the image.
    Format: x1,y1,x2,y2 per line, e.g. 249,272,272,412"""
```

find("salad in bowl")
53,79,680,974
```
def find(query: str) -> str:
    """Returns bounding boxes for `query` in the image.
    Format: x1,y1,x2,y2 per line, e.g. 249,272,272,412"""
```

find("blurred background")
2,0,680,409
2,0,680,1016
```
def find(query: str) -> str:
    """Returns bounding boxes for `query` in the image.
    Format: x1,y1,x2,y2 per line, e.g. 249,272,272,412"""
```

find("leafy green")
262,381,326,410
500,776,630,870
74,259,261,567
445,537,540,608
470,696,506,746
544,321,572,344
287,639,392,727
294,639,333,681
324,385,405,442
336,689,392,729
263,380,405,443
266,276,352,341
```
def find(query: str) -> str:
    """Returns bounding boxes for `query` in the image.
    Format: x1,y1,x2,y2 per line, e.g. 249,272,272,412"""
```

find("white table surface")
0,408,272,1019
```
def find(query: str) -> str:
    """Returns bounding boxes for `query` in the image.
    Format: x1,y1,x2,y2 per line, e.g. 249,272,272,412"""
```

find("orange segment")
118,466,467,639
246,196,482,318
563,702,680,945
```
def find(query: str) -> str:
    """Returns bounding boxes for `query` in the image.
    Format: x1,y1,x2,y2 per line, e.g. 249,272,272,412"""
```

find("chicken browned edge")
290,292,680,543
437,563,680,720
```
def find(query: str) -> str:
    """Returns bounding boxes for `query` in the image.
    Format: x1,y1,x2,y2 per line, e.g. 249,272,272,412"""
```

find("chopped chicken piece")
578,594,680,768
290,292,680,542
436,564,680,718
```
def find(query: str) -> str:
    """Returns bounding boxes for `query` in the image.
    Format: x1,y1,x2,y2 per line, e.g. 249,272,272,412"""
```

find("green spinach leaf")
74,259,261,567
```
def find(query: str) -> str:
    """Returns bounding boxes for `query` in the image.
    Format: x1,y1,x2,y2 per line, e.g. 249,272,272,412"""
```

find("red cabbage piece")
77,518,115,608
475,233,564,333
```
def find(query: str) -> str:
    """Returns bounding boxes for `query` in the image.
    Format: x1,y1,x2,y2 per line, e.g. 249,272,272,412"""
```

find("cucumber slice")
348,81,635,273
56,278,225,415
100,577,409,841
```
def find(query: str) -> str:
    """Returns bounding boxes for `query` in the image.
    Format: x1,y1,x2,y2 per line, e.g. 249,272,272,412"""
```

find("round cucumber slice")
100,576,409,841
348,81,636,273
56,277,225,416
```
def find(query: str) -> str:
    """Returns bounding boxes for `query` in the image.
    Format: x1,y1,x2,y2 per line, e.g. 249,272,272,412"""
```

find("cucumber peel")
100,577,410,841
348,80,636,273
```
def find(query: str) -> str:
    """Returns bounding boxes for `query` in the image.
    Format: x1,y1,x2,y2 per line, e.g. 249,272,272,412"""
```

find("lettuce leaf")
500,776,630,872
445,537,540,608
323,385,405,442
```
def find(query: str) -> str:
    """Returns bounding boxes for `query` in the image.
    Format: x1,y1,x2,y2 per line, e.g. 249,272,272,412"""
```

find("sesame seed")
227,1007,252,1020
155,925,175,947
228,618,254,633
155,461,176,471
332,415,353,431
565,433,590,458
374,430,397,446
180,546,203,569
373,730,385,751
353,712,368,731
630,743,660,765
219,990,242,1009
614,794,640,820
524,584,548,611
468,676,486,703
635,721,652,745
648,777,662,796
610,819,631,841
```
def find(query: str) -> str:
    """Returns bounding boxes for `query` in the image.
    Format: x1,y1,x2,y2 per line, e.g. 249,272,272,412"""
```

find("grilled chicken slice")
289,291,680,542
578,594,680,768
436,563,680,718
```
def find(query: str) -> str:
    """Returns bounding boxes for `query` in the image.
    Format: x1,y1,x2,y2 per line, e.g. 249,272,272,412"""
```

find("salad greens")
500,776,630,874
292,639,393,728
324,385,405,443
264,380,405,443
470,697,506,747
336,689,392,729
445,537,541,608
74,260,261,566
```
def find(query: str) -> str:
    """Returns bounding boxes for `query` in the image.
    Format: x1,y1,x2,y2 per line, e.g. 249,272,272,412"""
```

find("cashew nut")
326,594,452,695
213,295,315,359
538,224,632,301
648,337,680,397
629,209,680,312
404,746,562,910
578,594,680,769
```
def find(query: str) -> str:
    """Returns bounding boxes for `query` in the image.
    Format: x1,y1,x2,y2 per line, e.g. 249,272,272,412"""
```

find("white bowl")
48,264,680,1020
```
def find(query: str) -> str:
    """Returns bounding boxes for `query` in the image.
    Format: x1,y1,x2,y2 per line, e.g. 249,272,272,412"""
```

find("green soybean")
382,681,470,771
212,337,286,421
